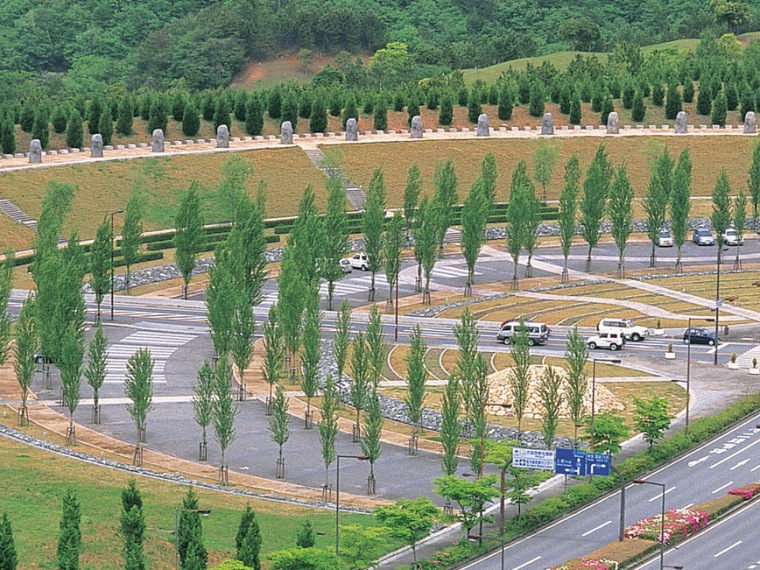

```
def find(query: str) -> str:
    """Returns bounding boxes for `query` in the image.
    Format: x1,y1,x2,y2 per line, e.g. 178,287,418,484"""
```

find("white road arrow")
730,459,751,470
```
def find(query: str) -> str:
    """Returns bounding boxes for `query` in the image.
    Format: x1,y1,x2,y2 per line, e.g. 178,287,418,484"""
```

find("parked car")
496,321,550,346
722,227,744,246
683,327,719,346
587,331,625,351
597,318,649,342
657,230,673,247
340,258,353,273
349,252,369,271
692,228,715,246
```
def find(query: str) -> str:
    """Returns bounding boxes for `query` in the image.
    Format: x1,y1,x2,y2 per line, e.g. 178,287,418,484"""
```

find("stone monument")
91,134,103,157
744,111,757,134
151,129,164,152
29,139,42,163
541,112,554,135
606,111,619,134
411,115,423,139
280,121,293,144
477,113,489,136
216,124,229,148
345,118,358,141
675,111,688,134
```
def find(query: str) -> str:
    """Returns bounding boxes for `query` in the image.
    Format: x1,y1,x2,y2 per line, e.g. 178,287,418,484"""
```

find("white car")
657,230,673,247
349,252,369,271
587,331,625,351
339,258,353,273
597,318,649,342
722,228,744,246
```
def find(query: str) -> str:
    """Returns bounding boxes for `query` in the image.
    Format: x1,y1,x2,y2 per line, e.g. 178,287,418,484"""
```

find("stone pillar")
606,111,619,134
476,113,489,136
345,118,358,141
541,112,554,135
744,111,757,134
91,134,104,157
216,124,230,148
151,129,164,152
675,111,688,134
280,121,293,144
410,115,423,139
29,139,42,163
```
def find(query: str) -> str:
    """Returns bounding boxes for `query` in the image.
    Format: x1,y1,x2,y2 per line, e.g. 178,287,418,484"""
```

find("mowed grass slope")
0,148,328,244
0,436,385,569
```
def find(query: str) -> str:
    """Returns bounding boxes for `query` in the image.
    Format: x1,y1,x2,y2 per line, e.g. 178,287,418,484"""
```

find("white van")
597,318,649,342
496,321,550,346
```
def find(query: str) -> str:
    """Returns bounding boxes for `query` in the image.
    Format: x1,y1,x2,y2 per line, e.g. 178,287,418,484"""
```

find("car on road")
692,228,715,246
349,252,369,271
339,258,352,273
596,318,649,341
496,321,549,346
587,331,625,351
683,327,719,345
722,227,744,246
657,230,674,247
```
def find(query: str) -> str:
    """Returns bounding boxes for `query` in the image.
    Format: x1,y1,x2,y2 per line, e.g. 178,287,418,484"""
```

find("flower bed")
697,494,744,519
728,482,760,500
624,509,708,543
552,558,619,569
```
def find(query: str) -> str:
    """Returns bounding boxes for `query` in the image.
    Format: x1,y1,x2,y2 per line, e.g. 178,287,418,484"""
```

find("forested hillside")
2,0,760,96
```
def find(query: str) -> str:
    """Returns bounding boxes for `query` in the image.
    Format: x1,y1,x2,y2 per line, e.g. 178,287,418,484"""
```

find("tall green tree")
235,506,261,570
633,396,672,450
383,210,405,309
522,171,542,278
278,250,306,382
433,475,499,540
480,152,498,204
120,482,146,570
245,96,264,136
366,304,386,391
228,192,267,307
644,148,674,267
59,322,84,446
288,186,322,291
403,164,422,234
558,155,580,282
608,165,634,277
174,183,204,299
89,217,112,321
121,190,144,294
320,177,350,310
732,188,748,268
413,197,440,304
461,178,489,295
712,90,728,126
565,327,589,443
363,168,387,302
404,325,427,454
712,169,733,250
579,144,612,271
361,391,383,494
182,100,201,137
269,384,290,479
300,297,321,429
506,161,531,288
57,490,81,570
13,294,37,426
508,322,531,433
0,253,12,369
207,247,236,359
193,360,215,461
1,117,16,155
749,141,760,230
318,376,339,492
670,150,692,272
231,291,255,401
664,82,682,120
483,439,518,535
124,348,154,465
98,105,113,146
116,98,134,136
261,304,284,413
432,160,459,252
0,513,18,570
374,498,438,567
212,357,238,483
177,489,207,569
584,411,629,455
534,139,558,202
439,375,460,477
349,333,370,440
332,301,351,383
537,365,563,449
84,322,108,425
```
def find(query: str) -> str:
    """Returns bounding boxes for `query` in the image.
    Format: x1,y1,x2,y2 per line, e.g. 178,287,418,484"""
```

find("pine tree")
569,96,582,125
148,94,169,135
683,81,695,103
498,87,513,120
280,92,298,131
235,506,261,570
66,109,83,149
393,92,405,112
267,88,282,119
406,98,420,126
181,101,200,137
600,95,614,125
725,82,739,111
363,94,374,114
51,105,68,134
88,97,103,135
651,83,665,106
467,91,481,124
1,118,16,155
342,96,358,129
173,92,188,121
116,97,134,136
696,86,712,115
438,95,453,125
528,82,545,117
0,513,18,570
309,96,328,134
298,91,312,119
712,91,728,126
213,96,233,132
32,108,49,149
98,105,114,145
19,104,34,132
631,91,646,122
329,90,343,116
664,83,682,120
57,490,81,570
373,99,387,131
621,82,635,109
244,95,264,136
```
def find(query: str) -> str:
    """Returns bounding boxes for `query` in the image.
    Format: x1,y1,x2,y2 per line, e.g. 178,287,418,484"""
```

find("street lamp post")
110,209,124,321
590,358,621,451
174,507,211,570
633,479,666,570
335,454,368,557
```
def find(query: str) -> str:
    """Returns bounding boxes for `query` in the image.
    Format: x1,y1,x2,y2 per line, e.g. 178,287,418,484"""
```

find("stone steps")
0,199,37,230
301,148,367,210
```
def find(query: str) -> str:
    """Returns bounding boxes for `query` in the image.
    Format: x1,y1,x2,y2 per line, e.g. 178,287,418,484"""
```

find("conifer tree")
148,94,169,135
683,81,695,103
0,513,18,570
569,95,582,124
267,88,282,119
467,91,481,123
245,95,264,136
32,108,49,148
235,506,261,570
665,82,682,120
439,95,453,125
116,97,134,136
1,117,16,155
51,105,68,133
57,490,81,570
280,92,298,131
342,96,358,129
712,90,728,126
528,82,545,117
631,90,646,122
696,86,712,115
182,101,200,137
498,87,513,120
88,97,103,135
373,99,388,131
98,105,113,145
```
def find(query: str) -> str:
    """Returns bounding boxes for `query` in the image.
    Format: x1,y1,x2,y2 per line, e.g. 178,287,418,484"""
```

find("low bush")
728,482,760,500
625,509,707,543
552,539,659,570
697,494,743,519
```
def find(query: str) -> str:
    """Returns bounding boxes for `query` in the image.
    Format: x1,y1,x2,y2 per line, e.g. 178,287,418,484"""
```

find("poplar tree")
558,156,580,282
59,322,84,446
84,323,108,424
439,376,460,477
608,165,634,277
383,210,405,308
89,217,112,321
278,250,305,382
432,160,458,252
733,189,748,269
413,197,439,303
480,152,498,204
537,366,563,449
231,293,255,401
366,304,386,391
671,149,692,272
361,391,383,495
645,148,674,267
333,301,351,383
508,322,531,433
404,325,427,454
461,178,489,295
565,327,588,443
300,297,321,428
206,247,236,358
579,144,612,271
175,183,204,299
403,164,422,234
506,161,531,288
749,141,760,229
13,294,37,426
193,361,215,461
269,384,290,478
212,357,238,483
0,253,12,369
522,171,542,278
349,333,370,440
121,191,144,294
534,140,558,202
712,170,732,250
363,168,387,302
320,176,350,310
318,377,339,492
124,348,154,465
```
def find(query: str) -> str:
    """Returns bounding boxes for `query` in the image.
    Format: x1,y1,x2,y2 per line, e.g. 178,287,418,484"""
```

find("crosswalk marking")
105,328,196,384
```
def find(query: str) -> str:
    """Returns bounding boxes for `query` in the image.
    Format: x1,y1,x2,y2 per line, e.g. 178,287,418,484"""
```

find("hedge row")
146,234,279,252
113,251,163,268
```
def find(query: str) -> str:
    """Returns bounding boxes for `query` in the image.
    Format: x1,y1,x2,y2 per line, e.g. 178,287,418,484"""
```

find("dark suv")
683,328,718,346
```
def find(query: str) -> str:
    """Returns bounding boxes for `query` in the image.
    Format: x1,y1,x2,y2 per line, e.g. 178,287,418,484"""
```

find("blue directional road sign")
554,447,587,476
585,452,611,476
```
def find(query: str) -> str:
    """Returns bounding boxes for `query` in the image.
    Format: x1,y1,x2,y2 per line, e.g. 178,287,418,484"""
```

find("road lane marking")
581,520,611,537
731,459,750,470
513,556,541,570
714,540,742,557
751,464,760,472
648,486,676,502
682,502,694,509
688,455,709,467
710,438,760,469
712,481,734,494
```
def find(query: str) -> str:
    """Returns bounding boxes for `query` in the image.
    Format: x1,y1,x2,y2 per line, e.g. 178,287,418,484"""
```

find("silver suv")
597,318,649,342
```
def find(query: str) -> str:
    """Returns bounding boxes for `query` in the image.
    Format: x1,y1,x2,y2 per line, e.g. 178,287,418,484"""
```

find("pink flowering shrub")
624,509,707,543
728,483,760,500
552,559,619,570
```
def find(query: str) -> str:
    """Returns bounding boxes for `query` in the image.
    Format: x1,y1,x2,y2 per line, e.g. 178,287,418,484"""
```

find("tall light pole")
110,209,124,321
591,358,621,451
685,316,714,433
175,507,211,570
633,479,666,570
335,454,368,557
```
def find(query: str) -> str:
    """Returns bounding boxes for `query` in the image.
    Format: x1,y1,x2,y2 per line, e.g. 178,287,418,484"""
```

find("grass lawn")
0,437,392,569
